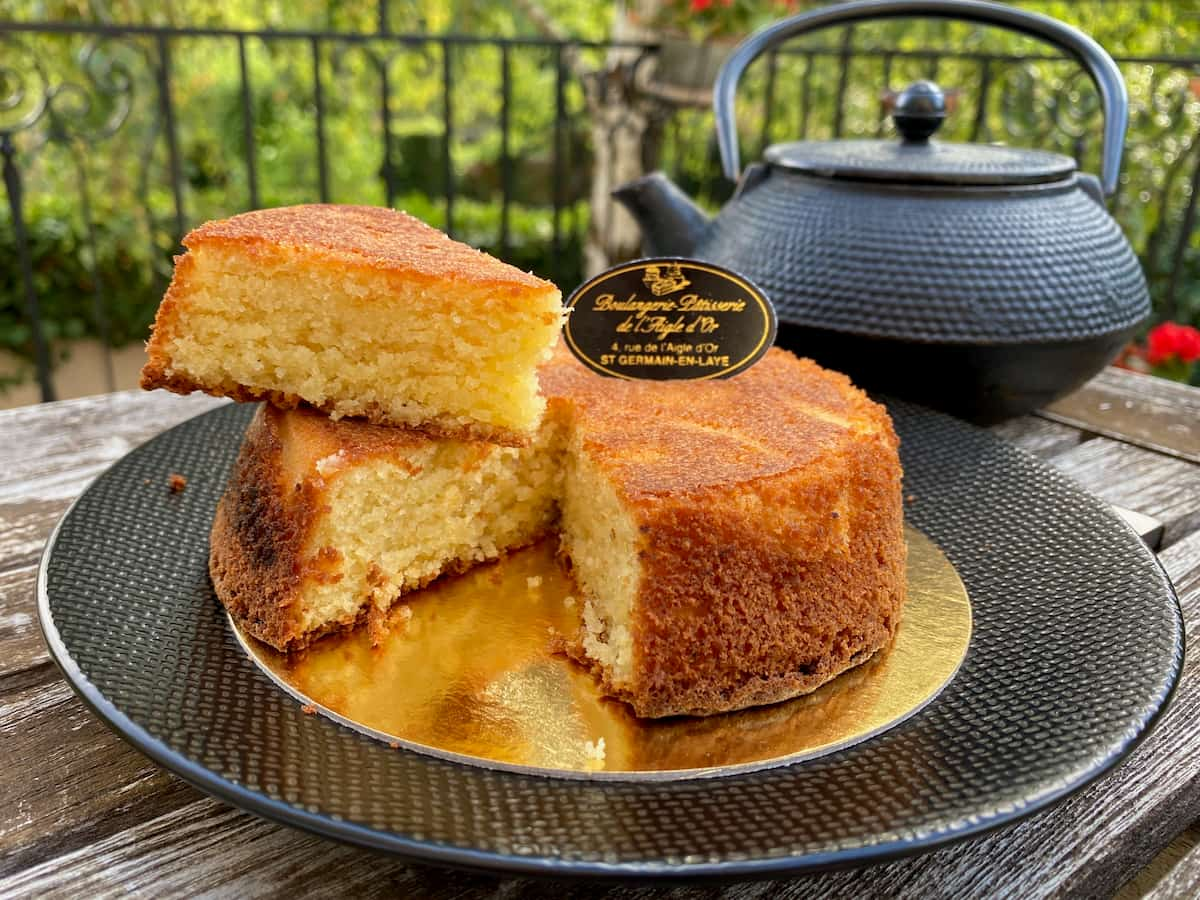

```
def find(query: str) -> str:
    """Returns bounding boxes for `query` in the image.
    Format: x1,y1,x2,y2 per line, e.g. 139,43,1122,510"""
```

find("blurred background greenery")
1,0,1197,399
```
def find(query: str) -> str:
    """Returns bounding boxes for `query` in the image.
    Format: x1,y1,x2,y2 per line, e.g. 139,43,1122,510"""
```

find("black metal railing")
1,18,1198,402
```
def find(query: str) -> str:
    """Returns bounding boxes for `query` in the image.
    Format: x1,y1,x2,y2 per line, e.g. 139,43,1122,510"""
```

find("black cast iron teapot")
614,0,1150,423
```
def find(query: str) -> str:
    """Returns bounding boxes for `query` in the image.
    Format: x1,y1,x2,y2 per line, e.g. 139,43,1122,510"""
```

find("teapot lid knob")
893,80,946,143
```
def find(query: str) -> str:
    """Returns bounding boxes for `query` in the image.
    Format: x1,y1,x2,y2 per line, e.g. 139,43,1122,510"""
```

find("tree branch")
508,0,664,98
507,0,591,83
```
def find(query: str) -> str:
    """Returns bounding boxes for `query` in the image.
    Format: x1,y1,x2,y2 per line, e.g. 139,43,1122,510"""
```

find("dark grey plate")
38,400,1183,879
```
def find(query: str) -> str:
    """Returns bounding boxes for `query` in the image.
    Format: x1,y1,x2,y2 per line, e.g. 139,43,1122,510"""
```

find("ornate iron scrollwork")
0,34,141,401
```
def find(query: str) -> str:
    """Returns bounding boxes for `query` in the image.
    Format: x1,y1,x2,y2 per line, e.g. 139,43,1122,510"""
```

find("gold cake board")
233,526,971,781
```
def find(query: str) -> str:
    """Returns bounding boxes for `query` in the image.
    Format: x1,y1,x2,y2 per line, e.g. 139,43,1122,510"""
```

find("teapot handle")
714,0,1127,196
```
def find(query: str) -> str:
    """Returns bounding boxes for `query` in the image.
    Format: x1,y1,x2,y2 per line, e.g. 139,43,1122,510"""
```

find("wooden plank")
0,391,225,503
1113,506,1166,551
0,800,432,900
0,563,44,681
1141,828,1200,899
0,393,230,683
1042,367,1200,464
989,415,1089,460
0,392,226,572
1044,437,1200,549
0,680,199,878
0,497,73,575
1118,825,1200,899
3,527,1197,899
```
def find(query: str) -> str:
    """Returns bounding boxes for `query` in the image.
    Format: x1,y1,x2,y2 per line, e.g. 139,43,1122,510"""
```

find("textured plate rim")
35,406,1185,880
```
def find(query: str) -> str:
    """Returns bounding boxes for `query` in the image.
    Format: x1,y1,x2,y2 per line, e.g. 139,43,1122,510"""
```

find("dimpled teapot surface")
614,0,1149,422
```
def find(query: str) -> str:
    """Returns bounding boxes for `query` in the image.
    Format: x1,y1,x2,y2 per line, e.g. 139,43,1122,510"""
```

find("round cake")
209,344,905,718
542,344,906,718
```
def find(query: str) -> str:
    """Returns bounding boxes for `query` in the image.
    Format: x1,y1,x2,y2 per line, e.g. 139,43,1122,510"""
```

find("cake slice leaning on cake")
141,204,563,443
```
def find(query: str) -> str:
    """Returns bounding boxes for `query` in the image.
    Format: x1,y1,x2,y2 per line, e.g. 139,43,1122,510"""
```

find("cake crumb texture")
211,344,906,718
210,402,563,651
142,204,563,441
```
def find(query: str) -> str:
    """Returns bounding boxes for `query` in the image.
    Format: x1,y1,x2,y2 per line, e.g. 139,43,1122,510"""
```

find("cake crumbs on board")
368,602,412,647
546,625,568,656
168,473,188,493
392,604,414,636
583,737,606,770
300,703,317,715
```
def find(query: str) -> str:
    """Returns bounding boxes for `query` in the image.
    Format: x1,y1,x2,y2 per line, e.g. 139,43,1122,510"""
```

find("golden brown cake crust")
181,204,553,292
539,343,886,496
209,404,312,651
140,250,196,400
143,361,532,448
570,464,906,718
544,344,906,718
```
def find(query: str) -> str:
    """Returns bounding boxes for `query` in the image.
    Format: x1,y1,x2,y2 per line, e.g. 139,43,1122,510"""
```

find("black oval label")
562,257,777,380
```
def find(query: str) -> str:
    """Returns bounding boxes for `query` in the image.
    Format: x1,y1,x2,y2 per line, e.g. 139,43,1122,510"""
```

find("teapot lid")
763,80,1077,187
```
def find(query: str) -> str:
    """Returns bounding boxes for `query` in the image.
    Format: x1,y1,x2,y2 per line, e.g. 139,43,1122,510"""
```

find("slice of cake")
142,205,563,443
210,403,562,650
542,345,905,718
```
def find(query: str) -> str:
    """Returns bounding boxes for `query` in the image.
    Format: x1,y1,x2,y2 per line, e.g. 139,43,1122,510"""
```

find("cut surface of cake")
210,403,562,651
142,205,563,442
211,346,905,717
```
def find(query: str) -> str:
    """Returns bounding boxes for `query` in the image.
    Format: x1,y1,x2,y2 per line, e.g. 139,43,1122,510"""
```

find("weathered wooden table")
2,368,1198,898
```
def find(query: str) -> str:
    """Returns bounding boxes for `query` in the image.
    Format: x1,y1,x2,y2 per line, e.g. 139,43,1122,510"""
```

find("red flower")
1145,321,1200,366
690,0,713,9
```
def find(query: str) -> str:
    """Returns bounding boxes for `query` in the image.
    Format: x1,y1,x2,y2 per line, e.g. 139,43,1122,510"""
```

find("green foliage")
1,0,602,385
0,195,165,347
649,0,791,42
0,0,1197,394
398,191,588,285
